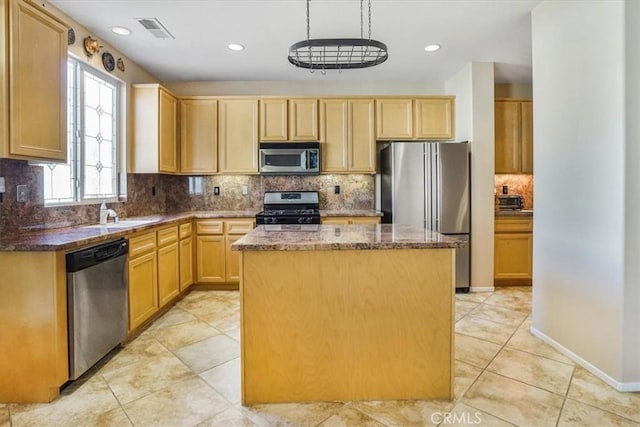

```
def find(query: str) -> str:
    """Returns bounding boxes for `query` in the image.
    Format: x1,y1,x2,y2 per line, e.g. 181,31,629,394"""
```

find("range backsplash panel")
0,157,374,233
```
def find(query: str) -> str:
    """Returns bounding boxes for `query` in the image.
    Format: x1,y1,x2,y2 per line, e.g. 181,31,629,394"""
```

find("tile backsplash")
0,158,375,233
494,174,534,209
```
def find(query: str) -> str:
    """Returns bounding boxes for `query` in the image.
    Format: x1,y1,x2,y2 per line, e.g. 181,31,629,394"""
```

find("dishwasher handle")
66,239,128,272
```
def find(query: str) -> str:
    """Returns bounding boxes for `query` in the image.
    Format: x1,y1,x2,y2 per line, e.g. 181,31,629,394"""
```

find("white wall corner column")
532,0,639,391
445,62,495,290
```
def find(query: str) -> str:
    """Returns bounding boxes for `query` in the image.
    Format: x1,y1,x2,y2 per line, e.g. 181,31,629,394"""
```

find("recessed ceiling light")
424,44,441,52
111,26,131,36
227,43,245,51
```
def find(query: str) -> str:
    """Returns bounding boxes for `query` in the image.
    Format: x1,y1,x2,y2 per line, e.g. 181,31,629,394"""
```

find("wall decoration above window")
117,57,125,72
83,36,102,57
102,52,115,72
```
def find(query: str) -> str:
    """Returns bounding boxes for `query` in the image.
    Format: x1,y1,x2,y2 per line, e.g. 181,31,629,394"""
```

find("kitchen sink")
84,219,160,229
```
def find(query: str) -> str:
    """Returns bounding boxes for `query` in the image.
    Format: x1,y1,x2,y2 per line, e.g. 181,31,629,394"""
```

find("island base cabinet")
240,248,454,404
0,251,68,403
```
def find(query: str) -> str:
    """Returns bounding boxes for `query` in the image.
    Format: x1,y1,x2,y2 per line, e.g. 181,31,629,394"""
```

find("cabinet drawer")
226,219,255,235
129,231,157,257
196,220,224,235
179,222,192,239
495,217,533,233
157,226,179,247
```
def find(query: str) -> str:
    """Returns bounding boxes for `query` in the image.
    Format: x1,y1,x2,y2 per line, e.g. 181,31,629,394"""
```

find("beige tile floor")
4,287,640,426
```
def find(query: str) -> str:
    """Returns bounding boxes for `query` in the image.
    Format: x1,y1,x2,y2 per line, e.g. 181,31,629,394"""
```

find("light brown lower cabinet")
128,221,192,331
179,222,194,291
320,216,381,225
494,217,533,285
196,218,255,286
157,227,180,307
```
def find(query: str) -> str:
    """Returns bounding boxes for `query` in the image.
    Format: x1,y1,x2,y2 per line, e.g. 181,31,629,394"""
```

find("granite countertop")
0,209,382,252
232,224,465,251
0,211,259,252
495,209,534,217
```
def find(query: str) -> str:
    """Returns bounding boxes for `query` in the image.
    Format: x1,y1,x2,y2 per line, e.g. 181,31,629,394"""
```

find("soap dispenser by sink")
99,200,108,225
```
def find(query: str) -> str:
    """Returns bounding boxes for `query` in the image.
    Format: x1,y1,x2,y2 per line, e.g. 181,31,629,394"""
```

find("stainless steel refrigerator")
378,142,471,290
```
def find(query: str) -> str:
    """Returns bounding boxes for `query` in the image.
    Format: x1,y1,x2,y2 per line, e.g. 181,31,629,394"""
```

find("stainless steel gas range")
255,191,321,225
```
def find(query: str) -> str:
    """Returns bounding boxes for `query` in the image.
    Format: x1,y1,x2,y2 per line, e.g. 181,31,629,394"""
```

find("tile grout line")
553,367,576,426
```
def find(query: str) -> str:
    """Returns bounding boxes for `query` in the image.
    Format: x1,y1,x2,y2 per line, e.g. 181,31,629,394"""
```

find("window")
40,58,119,205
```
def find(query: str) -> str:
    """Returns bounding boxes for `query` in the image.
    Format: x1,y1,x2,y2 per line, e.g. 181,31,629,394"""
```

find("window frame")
39,56,122,207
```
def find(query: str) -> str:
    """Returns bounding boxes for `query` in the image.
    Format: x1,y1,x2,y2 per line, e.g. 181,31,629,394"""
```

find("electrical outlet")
151,186,156,196
334,185,340,194
242,185,248,196
0,177,5,193
213,186,220,196
16,185,28,202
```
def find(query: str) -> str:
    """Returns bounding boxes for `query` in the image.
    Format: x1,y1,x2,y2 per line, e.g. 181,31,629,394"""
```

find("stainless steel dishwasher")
66,238,128,380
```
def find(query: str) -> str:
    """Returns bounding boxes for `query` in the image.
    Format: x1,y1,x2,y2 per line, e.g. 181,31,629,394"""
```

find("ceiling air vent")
136,17,174,39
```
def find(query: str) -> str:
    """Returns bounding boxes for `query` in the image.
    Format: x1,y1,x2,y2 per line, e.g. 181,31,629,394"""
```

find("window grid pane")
40,58,119,205
82,70,117,200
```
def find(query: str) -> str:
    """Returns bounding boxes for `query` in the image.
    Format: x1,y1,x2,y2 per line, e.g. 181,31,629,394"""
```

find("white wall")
445,63,495,290
623,0,640,384
532,0,639,388
164,80,444,97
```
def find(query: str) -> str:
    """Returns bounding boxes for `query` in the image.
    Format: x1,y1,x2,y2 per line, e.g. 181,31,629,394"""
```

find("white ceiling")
50,0,540,84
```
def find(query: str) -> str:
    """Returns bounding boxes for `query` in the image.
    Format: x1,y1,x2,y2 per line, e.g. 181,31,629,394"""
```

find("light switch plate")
242,185,248,196
17,185,28,202
0,177,5,193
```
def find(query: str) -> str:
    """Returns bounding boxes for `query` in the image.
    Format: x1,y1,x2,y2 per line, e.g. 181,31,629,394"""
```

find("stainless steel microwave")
259,142,320,175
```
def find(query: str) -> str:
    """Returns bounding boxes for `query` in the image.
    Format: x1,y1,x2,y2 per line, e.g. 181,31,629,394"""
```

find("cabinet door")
521,101,533,174
158,242,179,307
179,237,193,291
375,99,413,140
260,99,288,141
350,217,380,225
128,252,158,331
494,233,533,280
225,235,243,283
159,88,177,173
495,101,520,173
349,99,375,172
9,0,67,161
196,235,226,282
218,99,259,174
414,98,454,139
289,98,319,141
180,99,217,173
319,99,348,172
320,217,350,225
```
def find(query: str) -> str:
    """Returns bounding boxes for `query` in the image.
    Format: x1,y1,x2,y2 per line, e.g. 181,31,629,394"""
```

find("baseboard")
530,327,640,392
469,286,494,293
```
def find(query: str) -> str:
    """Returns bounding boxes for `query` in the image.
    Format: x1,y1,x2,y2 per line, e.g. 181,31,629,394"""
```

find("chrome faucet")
106,209,119,224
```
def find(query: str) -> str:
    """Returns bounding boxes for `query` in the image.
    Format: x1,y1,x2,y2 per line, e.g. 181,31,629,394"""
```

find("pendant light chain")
306,0,310,42
368,0,372,40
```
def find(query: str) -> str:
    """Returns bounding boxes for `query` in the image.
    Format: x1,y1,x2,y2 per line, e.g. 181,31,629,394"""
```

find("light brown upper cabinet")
376,97,454,141
218,99,259,174
180,99,218,174
414,98,454,139
1,0,68,162
495,99,533,174
320,99,375,173
259,98,319,141
260,99,288,141
289,98,319,140
131,84,178,173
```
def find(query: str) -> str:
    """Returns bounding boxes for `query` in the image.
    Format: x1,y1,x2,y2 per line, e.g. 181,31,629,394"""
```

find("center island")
231,223,466,405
